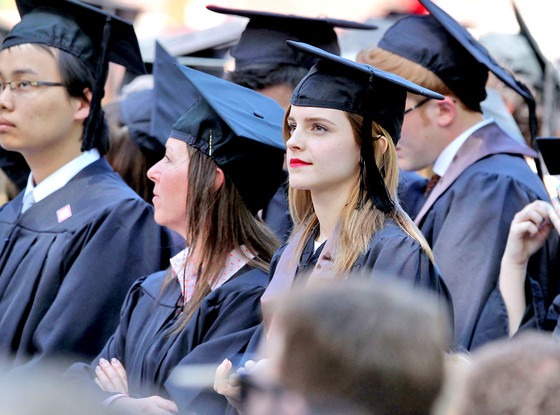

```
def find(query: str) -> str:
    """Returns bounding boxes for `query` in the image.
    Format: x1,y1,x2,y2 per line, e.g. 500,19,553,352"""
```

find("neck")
451,110,485,138
310,187,353,244
24,136,83,185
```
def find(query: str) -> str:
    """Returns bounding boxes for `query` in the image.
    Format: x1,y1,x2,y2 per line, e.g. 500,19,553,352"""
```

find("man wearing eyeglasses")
0,0,173,370
358,0,555,351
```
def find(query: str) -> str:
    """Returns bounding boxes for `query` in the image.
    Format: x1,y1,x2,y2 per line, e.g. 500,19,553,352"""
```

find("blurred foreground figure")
458,331,560,415
240,279,450,415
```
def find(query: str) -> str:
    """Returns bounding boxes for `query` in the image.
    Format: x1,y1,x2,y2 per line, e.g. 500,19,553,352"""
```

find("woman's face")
286,106,360,197
147,137,189,237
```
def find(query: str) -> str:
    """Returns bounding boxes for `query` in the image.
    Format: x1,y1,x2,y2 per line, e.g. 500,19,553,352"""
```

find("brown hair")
104,100,154,203
164,144,279,328
275,279,450,415
285,108,434,272
458,331,560,415
357,47,479,114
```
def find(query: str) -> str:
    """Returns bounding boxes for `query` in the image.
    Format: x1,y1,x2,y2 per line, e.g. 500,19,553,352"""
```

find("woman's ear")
73,88,92,122
215,167,225,191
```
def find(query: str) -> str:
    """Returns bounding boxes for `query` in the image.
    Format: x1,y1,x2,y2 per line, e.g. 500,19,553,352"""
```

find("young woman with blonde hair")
214,43,452,414
261,42,450,301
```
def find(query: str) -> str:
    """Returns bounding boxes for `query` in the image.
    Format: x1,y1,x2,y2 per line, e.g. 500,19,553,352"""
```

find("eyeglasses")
0,80,65,94
404,98,432,114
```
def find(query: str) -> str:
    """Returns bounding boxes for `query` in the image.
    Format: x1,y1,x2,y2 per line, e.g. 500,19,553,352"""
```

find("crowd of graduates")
0,0,560,414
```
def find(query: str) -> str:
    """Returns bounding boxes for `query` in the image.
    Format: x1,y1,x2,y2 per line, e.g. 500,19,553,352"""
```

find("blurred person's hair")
274,277,451,415
458,331,560,415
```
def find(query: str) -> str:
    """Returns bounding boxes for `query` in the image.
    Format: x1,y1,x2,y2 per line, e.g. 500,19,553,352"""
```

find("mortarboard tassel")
359,72,395,214
82,16,112,155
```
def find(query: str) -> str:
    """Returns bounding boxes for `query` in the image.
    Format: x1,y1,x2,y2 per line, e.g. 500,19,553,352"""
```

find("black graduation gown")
262,171,292,244
243,219,452,361
67,266,268,414
288,219,448,297
419,152,554,350
0,159,173,368
398,169,428,219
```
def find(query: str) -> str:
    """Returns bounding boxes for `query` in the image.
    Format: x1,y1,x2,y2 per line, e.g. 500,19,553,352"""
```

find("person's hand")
214,359,269,413
112,396,178,415
214,358,244,411
502,200,560,268
500,199,560,336
94,358,128,394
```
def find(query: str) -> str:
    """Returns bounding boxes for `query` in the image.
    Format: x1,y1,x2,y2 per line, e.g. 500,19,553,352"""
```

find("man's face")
396,94,441,171
0,44,85,158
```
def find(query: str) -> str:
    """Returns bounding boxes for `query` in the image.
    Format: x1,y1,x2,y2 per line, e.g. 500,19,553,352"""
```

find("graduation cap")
118,42,202,164
378,0,537,140
118,88,164,163
150,42,199,148
513,2,560,137
206,5,377,70
2,0,146,154
288,40,443,213
170,65,286,214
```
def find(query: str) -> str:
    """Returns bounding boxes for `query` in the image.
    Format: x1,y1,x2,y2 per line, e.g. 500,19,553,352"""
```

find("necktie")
424,174,441,197
21,191,35,214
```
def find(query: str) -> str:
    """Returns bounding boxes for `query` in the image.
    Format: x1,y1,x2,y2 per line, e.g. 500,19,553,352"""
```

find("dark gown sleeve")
23,199,170,367
165,272,267,414
352,225,454,336
421,170,556,350
262,175,292,244
354,225,447,294
398,169,428,219
64,276,149,401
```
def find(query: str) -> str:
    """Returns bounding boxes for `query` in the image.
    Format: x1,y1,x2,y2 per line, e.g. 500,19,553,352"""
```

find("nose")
147,159,162,183
286,128,302,152
0,84,14,111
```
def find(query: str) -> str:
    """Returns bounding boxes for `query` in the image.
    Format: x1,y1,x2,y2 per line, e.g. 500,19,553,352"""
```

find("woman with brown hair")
214,42,453,413
67,64,286,414
260,42,450,302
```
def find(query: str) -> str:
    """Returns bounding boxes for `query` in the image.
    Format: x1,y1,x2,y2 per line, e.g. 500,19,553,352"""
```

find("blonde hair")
284,108,434,272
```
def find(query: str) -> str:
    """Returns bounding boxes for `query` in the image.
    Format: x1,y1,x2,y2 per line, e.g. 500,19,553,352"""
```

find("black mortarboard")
118,42,200,165
170,65,286,214
119,88,164,162
139,22,244,78
2,0,146,154
151,42,199,149
378,0,537,138
288,41,443,213
206,5,377,70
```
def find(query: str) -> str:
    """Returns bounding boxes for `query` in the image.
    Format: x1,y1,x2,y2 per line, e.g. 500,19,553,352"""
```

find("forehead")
288,105,348,122
0,44,60,77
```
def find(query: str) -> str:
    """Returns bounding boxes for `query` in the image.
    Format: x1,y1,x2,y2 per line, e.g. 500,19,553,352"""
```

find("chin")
288,179,312,190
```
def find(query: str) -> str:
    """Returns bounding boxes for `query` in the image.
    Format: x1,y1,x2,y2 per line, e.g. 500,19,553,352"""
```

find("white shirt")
22,149,100,210
432,118,493,177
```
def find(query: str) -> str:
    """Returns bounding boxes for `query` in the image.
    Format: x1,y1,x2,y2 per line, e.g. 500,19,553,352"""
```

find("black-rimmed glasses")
0,80,65,94
404,98,432,114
